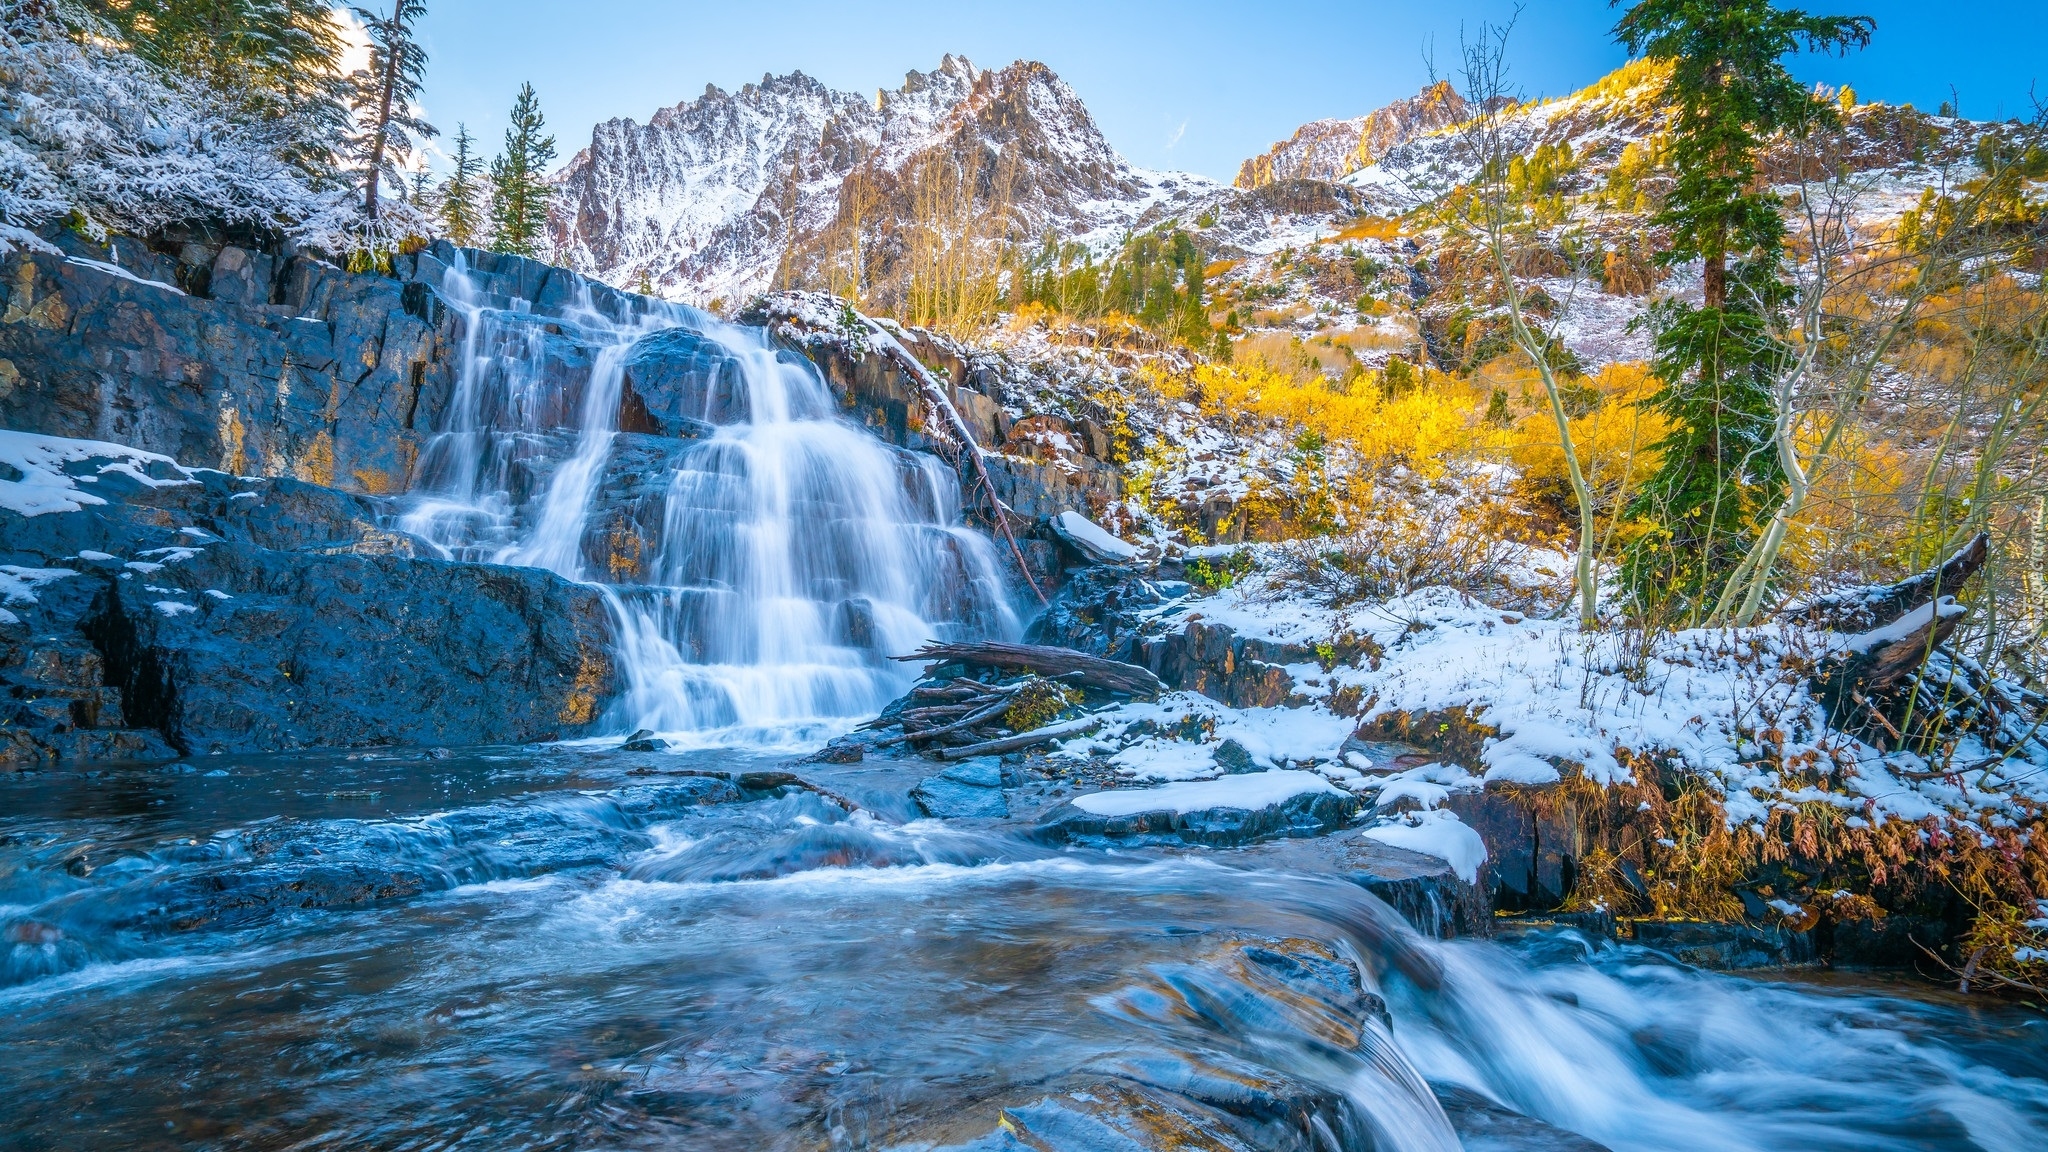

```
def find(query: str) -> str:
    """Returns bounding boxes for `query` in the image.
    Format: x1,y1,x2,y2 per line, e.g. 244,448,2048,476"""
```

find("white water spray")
404,256,1016,745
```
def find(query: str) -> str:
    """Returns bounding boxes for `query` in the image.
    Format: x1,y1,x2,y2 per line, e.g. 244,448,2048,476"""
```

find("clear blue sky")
409,0,2043,182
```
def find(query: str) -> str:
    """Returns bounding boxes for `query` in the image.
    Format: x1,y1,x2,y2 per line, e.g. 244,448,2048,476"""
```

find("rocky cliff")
549,55,1220,306
1234,81,1469,188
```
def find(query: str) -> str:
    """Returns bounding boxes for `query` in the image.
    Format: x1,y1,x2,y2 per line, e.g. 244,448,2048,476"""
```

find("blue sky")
408,0,2042,182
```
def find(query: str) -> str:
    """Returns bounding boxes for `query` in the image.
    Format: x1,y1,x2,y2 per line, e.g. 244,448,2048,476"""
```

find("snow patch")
1361,809,1489,883
1071,769,1343,817
0,430,193,516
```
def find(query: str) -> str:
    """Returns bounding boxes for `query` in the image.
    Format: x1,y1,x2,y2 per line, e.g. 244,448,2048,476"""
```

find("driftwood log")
892,641,1166,699
936,718,1104,761
1806,533,1990,735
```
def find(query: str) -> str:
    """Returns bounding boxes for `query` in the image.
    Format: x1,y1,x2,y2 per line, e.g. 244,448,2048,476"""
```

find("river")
4,752,2044,1151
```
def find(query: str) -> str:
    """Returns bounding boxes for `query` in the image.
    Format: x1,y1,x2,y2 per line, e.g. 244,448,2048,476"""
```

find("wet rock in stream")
901,935,1423,1152
911,757,1011,819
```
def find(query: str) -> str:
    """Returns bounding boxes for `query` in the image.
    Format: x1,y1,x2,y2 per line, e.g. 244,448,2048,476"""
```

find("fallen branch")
859,317,1047,604
1794,532,1990,632
937,718,1103,761
892,641,1165,699
875,693,1020,749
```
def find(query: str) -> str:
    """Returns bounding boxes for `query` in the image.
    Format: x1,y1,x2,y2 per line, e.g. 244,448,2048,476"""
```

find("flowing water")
2,757,2044,1151
6,263,2042,1149
399,256,1015,746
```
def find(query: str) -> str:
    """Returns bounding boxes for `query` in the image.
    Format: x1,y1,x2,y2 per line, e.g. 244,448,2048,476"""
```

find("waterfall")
403,255,1017,746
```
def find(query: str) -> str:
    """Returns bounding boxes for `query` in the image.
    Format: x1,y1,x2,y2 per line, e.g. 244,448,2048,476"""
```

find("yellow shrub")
1188,359,1494,480
1506,360,1667,513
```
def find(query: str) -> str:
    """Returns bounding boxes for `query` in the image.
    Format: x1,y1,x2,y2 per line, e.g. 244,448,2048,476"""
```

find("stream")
5,258,2044,1151
3,754,2046,1151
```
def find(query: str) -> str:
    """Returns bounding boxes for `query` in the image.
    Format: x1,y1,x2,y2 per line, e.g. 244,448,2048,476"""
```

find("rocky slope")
549,55,1221,305
1234,81,1469,188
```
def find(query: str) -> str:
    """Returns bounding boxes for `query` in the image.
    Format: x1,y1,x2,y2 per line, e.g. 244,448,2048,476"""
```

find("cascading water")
401,256,1016,745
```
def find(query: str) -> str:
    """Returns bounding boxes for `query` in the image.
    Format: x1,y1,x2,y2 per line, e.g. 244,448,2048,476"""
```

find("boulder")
911,758,1010,819
1,438,615,761
618,327,751,432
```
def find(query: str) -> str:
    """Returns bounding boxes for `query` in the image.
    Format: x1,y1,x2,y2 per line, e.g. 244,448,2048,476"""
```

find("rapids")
5,262,2040,1151
2,755,2044,1150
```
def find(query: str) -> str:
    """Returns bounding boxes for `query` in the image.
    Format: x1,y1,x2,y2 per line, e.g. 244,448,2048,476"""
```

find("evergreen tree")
487,83,555,258
81,0,354,175
439,123,486,248
407,168,437,214
1611,0,1872,617
349,0,435,222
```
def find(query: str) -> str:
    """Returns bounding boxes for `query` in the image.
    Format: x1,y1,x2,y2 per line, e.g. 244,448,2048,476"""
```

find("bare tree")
1445,17,1606,628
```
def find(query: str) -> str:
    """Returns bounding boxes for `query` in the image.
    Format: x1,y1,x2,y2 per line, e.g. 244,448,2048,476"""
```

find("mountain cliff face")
1235,81,1470,188
549,55,1218,305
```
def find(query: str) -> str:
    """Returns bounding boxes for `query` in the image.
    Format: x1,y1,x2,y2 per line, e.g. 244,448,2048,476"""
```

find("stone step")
18,642,105,689
8,684,127,729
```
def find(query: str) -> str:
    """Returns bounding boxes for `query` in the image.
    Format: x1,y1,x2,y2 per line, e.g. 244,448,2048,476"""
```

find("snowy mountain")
548,55,1221,304
1234,82,1469,189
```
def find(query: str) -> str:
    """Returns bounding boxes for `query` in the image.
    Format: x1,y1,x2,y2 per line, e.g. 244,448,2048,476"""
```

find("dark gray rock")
1443,785,1583,913
1035,787,1358,848
1227,834,1492,939
1436,1087,1613,1151
912,758,1010,819
1,448,615,762
89,538,616,755
2,240,453,497
1212,738,1259,774
619,327,751,432
1629,919,1817,969
1024,566,1175,661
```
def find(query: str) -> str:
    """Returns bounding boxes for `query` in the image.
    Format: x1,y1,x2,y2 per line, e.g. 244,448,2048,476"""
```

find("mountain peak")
548,55,1213,306
1235,80,1470,189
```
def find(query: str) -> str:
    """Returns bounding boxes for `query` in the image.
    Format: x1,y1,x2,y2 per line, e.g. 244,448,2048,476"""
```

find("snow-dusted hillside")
549,55,1222,304
1235,81,1469,188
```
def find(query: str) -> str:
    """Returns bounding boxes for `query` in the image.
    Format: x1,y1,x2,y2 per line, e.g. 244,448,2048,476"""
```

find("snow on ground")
0,430,194,517
1107,574,2047,833
1052,690,1358,782
1361,809,1489,883
1071,769,1343,817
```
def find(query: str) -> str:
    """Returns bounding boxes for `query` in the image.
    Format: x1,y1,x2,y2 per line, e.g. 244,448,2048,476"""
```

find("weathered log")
877,694,1018,749
892,641,1166,699
937,718,1104,761
1794,532,1989,632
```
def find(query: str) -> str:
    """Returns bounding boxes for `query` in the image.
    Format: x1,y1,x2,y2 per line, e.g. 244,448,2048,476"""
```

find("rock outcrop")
1234,81,1469,188
1,438,615,763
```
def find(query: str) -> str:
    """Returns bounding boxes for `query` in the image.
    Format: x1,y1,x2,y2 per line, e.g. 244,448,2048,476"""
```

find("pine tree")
1611,0,1873,617
82,0,354,175
407,168,437,214
439,123,486,248
349,0,435,222
487,83,556,258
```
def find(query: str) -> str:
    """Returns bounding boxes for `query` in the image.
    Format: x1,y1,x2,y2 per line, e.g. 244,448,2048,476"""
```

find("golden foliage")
1190,358,1499,480
1506,360,1666,527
